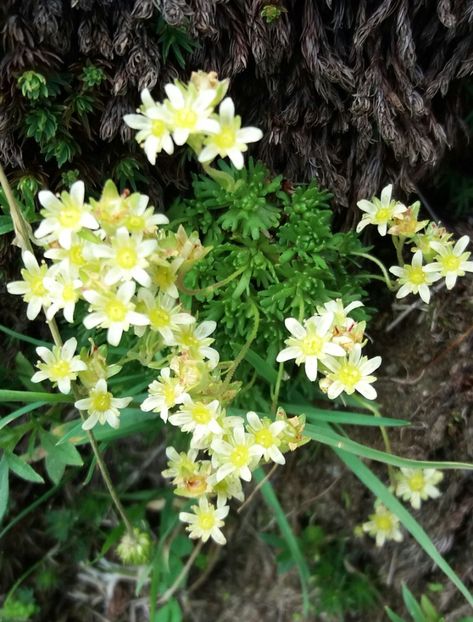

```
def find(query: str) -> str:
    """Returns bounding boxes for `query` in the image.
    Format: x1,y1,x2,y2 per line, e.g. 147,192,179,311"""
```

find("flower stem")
271,362,284,414
178,266,245,296
157,541,203,605
352,252,396,291
223,301,260,392
393,236,405,267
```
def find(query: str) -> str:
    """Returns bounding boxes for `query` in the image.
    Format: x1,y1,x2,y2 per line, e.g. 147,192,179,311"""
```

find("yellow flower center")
149,307,170,328
406,265,426,285
116,246,138,269
197,511,216,531
214,128,236,149
152,266,175,290
230,445,250,468
91,391,112,412
58,206,82,228
175,108,197,129
407,473,425,492
30,275,47,296
50,360,71,379
374,515,393,532
441,255,460,272
300,333,324,356
69,244,85,266
179,328,199,348
105,300,127,322
125,215,146,233
151,119,166,137
191,404,212,424
62,283,77,302
163,383,176,406
255,428,275,448
375,207,391,223
337,363,362,390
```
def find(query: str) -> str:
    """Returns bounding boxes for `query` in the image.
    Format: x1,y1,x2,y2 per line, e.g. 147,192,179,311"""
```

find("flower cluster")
362,467,443,546
124,71,263,169
357,184,473,303
150,392,307,544
277,299,382,401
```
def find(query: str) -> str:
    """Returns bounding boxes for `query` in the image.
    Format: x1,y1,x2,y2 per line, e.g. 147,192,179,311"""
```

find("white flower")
44,236,89,276
318,298,364,327
362,503,403,547
356,185,407,236
122,195,169,235
163,82,220,145
245,411,286,465
179,497,229,545
140,368,188,422
173,320,220,369
169,397,222,445
149,258,180,299
7,251,52,320
83,281,149,346
424,235,473,290
390,250,441,304
322,345,381,400
136,289,195,342
44,270,82,323
94,227,157,287
75,378,132,429
35,181,99,248
395,468,443,510
276,314,345,381
211,425,260,482
124,89,174,164
210,472,245,508
31,337,87,394
162,446,199,482
198,98,263,169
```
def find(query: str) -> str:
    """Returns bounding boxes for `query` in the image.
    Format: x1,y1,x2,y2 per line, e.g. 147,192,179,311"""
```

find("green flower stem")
0,165,134,538
48,320,135,536
351,395,396,486
157,540,203,606
392,236,405,267
352,251,396,291
271,362,284,414
178,266,246,296
223,301,260,393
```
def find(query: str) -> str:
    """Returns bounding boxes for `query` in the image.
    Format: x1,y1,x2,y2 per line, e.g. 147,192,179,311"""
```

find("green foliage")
17,71,48,100
0,588,39,622
156,17,199,68
170,160,370,368
386,584,473,622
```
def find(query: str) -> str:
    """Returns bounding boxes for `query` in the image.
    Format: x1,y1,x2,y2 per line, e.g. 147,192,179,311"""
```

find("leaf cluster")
170,159,370,366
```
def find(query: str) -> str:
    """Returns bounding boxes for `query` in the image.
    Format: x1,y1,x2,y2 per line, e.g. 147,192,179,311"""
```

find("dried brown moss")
1,0,473,213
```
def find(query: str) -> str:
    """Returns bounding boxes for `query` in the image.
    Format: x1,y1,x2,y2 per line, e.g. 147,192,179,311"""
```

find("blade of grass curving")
282,402,408,427
0,401,46,430
305,424,473,470
253,467,311,616
0,390,73,404
0,323,50,347
333,445,473,608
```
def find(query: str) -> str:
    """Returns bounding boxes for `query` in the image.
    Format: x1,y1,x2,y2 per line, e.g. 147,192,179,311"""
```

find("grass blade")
282,402,408,427
333,445,473,608
305,424,473,470
0,390,74,404
0,323,50,347
253,468,311,616
0,401,47,430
